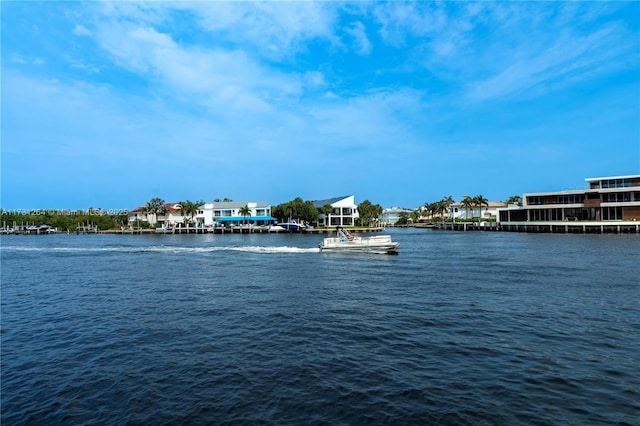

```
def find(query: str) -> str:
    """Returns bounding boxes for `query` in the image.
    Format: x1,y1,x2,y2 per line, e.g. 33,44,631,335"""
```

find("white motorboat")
318,227,399,254
268,225,287,233
277,220,307,232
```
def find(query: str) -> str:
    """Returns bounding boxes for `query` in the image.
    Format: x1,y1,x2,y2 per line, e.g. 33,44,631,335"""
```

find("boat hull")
318,235,399,254
277,223,306,232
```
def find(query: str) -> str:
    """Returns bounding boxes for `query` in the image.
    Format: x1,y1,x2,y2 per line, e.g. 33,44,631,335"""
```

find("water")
1,229,639,425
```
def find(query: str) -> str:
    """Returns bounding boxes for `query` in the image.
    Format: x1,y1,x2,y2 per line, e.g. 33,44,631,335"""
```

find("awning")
215,216,277,222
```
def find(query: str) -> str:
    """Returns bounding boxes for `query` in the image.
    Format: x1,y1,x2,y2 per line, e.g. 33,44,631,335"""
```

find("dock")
99,226,385,235
434,221,640,234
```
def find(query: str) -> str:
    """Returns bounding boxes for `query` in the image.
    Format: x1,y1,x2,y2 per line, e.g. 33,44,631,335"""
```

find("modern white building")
195,201,276,228
499,174,640,223
313,195,359,227
449,201,507,220
380,207,413,225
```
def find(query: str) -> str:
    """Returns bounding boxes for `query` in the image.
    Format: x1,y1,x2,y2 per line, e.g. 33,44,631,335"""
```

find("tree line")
268,197,383,227
1,194,522,230
131,196,385,229
0,208,129,231
396,195,522,225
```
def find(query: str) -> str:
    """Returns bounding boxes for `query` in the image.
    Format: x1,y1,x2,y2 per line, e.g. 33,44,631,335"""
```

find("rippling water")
2,229,639,425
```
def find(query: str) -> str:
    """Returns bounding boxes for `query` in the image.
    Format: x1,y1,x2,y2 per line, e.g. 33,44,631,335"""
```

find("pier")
99,226,385,235
434,221,640,234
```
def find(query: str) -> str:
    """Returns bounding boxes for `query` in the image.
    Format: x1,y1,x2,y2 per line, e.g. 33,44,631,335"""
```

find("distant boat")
318,227,399,254
276,220,307,232
268,225,287,233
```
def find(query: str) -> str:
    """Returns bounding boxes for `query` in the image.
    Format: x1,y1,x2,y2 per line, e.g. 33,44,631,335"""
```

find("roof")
215,215,276,222
206,201,270,209
585,175,640,182
451,202,506,208
312,196,352,208
382,207,413,213
129,203,181,213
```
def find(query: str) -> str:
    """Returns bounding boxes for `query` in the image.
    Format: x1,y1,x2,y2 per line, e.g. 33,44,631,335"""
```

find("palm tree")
473,195,489,219
238,205,252,225
410,209,421,224
435,199,450,221
505,195,522,206
397,211,411,225
460,195,474,220
372,204,383,227
143,197,167,226
179,200,202,226
320,203,333,227
423,202,438,222
442,196,454,221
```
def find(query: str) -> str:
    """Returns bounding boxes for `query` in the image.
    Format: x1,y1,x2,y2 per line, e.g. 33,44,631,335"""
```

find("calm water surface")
1,229,639,425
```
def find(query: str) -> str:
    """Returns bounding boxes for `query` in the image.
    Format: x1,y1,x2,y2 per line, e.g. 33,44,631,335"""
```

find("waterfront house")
195,201,276,228
313,196,359,227
380,207,414,225
128,203,183,226
498,174,640,223
449,201,507,220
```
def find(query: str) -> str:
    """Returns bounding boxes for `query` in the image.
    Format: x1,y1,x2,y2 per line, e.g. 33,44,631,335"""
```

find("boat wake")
1,246,320,254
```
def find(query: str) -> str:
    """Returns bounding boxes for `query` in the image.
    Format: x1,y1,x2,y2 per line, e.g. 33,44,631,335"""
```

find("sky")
1,1,639,211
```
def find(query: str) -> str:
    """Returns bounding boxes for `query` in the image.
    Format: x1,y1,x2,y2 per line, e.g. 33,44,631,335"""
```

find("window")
603,192,632,203
601,207,622,220
602,179,631,189
528,196,544,205
558,195,584,204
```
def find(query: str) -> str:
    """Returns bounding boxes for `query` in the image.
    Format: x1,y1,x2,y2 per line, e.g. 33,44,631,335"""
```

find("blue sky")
2,1,639,210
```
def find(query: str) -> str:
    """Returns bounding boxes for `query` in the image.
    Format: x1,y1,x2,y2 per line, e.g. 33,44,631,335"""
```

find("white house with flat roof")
449,201,507,220
195,201,276,228
313,195,359,227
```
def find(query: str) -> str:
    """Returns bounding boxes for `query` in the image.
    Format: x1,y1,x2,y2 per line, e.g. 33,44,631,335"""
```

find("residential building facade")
449,201,507,220
499,175,640,223
128,203,183,226
195,201,275,227
313,195,359,227
380,207,413,225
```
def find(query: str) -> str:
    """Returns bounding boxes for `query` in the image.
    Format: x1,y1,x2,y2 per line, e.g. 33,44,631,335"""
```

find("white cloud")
345,21,372,56
303,71,328,89
72,24,92,36
469,21,635,101
10,54,43,65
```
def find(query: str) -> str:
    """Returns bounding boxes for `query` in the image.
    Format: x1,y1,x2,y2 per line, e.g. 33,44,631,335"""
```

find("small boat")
268,225,287,233
277,220,307,232
318,227,399,254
